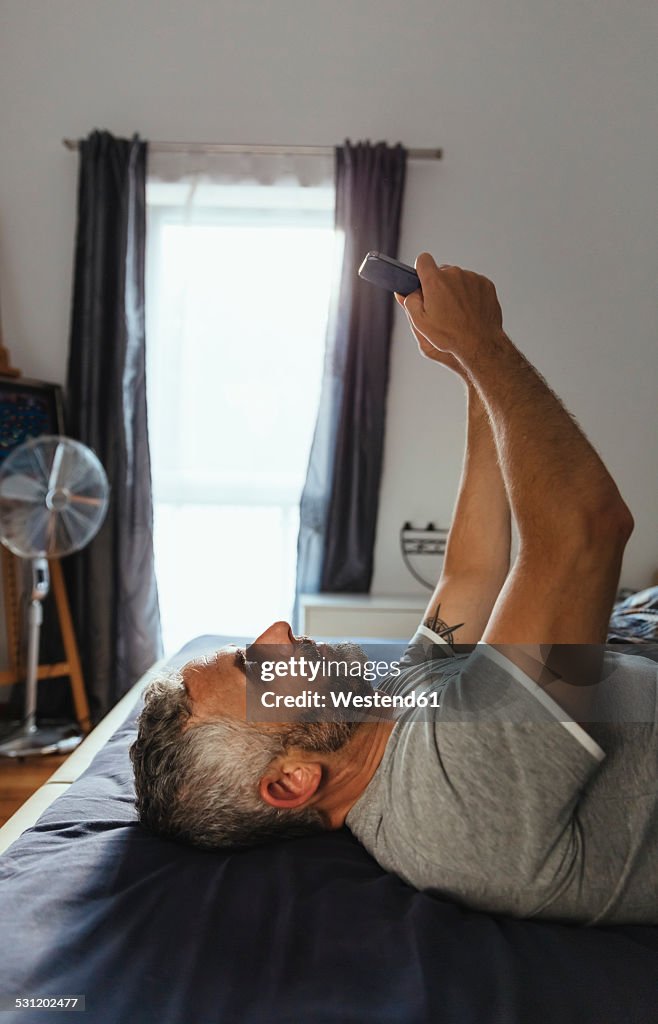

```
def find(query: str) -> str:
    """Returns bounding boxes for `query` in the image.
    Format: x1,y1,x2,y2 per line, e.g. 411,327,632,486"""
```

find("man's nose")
252,621,294,646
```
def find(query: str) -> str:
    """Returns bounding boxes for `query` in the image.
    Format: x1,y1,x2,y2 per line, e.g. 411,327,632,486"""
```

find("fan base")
0,725,83,759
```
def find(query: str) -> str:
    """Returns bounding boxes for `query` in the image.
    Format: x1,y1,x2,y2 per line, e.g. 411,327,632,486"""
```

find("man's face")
182,621,368,729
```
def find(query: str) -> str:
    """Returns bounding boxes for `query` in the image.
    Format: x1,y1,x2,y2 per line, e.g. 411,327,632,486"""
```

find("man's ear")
259,759,322,810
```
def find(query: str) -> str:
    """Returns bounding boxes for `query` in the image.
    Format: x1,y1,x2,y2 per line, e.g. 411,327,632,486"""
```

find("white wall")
1,0,656,617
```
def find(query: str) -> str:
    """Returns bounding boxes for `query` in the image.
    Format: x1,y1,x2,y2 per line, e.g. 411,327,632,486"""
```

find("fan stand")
0,552,92,761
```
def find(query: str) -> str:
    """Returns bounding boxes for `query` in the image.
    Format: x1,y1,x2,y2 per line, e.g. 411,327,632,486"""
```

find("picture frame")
0,376,65,466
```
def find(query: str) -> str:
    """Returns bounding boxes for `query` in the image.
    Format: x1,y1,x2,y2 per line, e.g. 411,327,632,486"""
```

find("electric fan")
0,435,109,757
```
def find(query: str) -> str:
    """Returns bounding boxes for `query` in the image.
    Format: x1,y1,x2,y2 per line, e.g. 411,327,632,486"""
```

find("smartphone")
358,251,421,296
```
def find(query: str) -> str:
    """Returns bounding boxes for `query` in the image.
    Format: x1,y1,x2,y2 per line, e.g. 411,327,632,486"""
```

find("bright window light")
146,184,337,654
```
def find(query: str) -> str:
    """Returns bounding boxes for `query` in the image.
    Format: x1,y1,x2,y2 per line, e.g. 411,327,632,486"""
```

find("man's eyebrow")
233,649,247,671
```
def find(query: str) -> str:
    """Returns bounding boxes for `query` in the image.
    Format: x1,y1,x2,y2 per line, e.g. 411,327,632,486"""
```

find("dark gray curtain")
295,140,407,615
65,130,162,722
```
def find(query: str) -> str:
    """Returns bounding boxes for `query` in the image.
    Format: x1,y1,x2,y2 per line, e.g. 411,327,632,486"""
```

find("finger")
403,308,433,352
414,252,438,276
405,317,429,355
410,324,431,352
394,292,406,306
403,289,425,324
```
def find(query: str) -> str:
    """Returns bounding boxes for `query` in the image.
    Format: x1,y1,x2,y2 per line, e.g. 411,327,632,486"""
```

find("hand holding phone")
357,252,421,296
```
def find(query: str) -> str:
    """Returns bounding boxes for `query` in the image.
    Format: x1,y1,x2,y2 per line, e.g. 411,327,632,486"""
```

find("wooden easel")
0,339,91,734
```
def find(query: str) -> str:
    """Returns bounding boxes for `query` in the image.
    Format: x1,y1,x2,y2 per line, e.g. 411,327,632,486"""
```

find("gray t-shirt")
346,627,658,924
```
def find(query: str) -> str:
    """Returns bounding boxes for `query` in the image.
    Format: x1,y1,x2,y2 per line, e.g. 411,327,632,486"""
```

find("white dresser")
299,593,428,640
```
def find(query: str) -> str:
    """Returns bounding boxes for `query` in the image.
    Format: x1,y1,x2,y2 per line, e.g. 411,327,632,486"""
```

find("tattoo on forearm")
424,604,464,646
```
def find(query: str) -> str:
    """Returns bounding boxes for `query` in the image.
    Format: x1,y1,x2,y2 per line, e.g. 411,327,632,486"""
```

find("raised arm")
402,255,634,716
397,302,511,645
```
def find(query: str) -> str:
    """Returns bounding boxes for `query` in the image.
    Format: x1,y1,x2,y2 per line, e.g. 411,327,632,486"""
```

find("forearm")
442,385,511,580
424,386,511,644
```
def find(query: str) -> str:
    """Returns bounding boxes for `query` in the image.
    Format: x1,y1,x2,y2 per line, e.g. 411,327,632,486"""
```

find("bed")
1,624,657,1024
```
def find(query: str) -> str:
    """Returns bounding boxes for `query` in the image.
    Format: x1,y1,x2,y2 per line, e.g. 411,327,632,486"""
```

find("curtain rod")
62,139,442,160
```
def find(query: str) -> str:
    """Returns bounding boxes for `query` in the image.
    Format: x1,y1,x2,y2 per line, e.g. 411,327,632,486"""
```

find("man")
131,255,658,924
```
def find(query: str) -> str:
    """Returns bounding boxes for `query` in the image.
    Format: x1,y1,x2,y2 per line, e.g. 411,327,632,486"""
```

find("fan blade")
0,473,45,503
68,495,105,508
31,443,53,485
60,457,102,496
26,507,53,554
47,440,67,492
58,501,106,550
1,506,52,556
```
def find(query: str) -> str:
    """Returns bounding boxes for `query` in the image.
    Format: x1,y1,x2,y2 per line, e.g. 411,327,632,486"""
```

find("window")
146,183,337,654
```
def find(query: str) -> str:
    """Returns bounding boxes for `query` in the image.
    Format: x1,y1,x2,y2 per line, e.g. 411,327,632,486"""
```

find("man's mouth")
291,634,322,659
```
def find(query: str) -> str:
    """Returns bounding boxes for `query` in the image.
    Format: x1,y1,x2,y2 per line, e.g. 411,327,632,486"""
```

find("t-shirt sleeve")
383,643,607,916
379,623,467,699
438,643,606,758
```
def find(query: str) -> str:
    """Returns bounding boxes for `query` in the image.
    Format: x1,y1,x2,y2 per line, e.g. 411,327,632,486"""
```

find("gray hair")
129,671,324,849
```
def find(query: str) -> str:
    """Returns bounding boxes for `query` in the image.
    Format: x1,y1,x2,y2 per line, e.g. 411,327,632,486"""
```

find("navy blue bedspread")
1,637,657,1024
